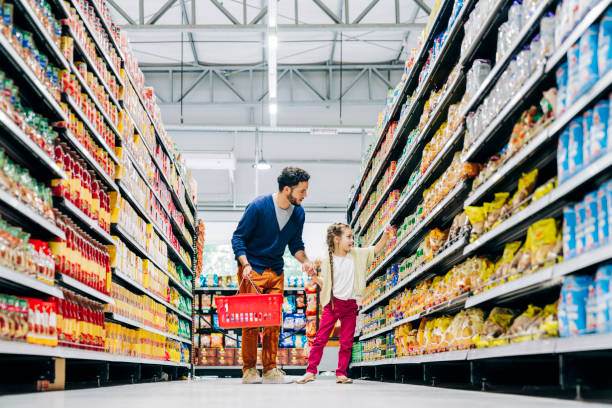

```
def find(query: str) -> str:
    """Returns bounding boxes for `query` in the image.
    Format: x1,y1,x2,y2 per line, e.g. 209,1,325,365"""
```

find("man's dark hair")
278,167,310,191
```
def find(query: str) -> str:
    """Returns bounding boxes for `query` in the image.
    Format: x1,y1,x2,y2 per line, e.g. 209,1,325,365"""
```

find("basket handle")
239,272,262,295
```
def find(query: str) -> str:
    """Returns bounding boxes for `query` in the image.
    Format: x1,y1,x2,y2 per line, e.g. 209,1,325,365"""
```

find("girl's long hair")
326,222,350,309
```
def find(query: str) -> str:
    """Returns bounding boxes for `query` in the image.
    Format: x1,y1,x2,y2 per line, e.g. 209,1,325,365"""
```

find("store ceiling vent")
183,150,236,171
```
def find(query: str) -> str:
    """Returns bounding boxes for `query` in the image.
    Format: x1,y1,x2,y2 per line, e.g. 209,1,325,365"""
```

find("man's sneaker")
262,368,292,384
295,372,316,384
242,368,262,384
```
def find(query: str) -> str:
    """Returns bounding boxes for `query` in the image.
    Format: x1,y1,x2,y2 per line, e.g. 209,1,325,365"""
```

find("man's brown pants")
238,267,284,373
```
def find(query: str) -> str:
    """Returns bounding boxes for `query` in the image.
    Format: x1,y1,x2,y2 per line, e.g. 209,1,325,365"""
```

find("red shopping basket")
215,275,283,329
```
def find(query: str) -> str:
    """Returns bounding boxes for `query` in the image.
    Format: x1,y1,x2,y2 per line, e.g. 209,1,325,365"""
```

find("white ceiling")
111,0,430,214
112,0,429,66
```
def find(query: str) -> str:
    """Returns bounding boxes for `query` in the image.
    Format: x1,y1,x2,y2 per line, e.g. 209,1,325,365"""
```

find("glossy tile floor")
0,377,607,408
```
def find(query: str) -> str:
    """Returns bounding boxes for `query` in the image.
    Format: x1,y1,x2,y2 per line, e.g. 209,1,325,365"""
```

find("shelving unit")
0,0,196,389
346,0,612,390
0,340,190,367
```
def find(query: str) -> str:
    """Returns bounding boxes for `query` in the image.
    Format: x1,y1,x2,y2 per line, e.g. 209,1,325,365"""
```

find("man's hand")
242,264,253,279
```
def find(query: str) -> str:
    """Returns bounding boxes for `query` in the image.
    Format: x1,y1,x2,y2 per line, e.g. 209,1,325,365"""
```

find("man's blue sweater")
232,194,305,275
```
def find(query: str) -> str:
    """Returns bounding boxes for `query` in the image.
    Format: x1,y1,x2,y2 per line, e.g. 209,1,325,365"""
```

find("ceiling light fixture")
253,159,272,170
267,0,278,127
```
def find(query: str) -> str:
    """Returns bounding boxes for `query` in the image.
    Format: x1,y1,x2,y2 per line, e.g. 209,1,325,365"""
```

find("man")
232,166,314,384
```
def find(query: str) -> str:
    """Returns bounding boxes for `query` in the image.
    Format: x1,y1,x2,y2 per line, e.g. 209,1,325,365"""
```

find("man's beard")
288,190,302,206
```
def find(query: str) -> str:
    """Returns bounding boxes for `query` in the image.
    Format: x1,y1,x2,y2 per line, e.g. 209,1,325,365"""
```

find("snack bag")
493,241,523,281
527,218,560,268
465,206,486,241
507,305,544,342
448,211,470,241
476,307,515,347
458,308,484,345
485,192,510,231
531,178,556,203
506,169,538,216
537,302,559,338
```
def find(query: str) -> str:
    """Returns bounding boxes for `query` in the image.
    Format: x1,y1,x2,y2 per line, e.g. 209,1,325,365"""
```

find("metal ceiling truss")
114,0,426,35
142,63,402,108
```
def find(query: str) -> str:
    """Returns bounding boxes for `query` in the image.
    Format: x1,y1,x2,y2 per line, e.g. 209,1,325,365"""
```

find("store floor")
0,377,607,408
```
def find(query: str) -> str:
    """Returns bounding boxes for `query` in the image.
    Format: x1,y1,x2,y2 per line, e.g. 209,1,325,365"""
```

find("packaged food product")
507,304,543,341
598,9,612,74
557,128,570,183
584,191,600,251
563,205,577,258
567,44,581,106
583,109,594,163
211,332,223,347
597,184,610,245
555,62,568,114
578,24,600,97
475,307,515,347
485,192,510,231
492,241,523,281
559,275,591,337
527,218,561,267
531,178,556,202
575,201,586,255
568,117,584,176
590,99,610,160
465,206,486,241
594,265,612,333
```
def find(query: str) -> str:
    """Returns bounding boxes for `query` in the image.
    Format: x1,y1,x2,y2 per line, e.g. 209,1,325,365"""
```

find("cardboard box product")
256,348,263,366
217,348,236,366
277,348,289,365
235,348,243,366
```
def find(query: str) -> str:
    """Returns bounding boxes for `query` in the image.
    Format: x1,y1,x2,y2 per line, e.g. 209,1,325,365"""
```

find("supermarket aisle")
0,378,605,408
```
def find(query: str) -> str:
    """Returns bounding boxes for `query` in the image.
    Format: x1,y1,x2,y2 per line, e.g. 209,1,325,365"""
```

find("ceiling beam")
352,0,381,24
140,63,404,72
120,23,425,33
250,5,268,24
414,0,432,14
166,124,369,133
312,0,343,24
108,0,135,24
146,0,177,25
209,0,241,24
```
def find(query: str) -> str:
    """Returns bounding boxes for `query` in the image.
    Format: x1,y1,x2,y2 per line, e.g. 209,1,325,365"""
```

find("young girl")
297,222,392,384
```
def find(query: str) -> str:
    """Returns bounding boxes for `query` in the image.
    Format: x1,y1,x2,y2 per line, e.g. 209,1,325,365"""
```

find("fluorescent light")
267,0,278,127
268,0,277,27
269,102,278,114
268,33,278,50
